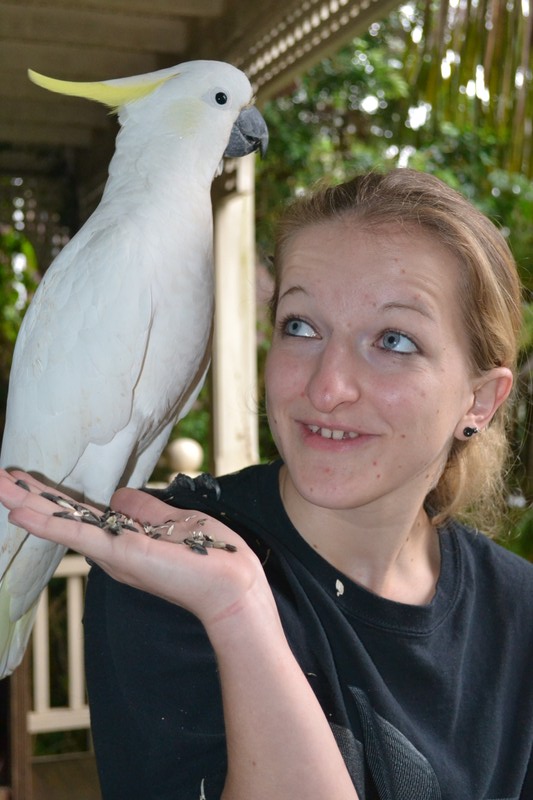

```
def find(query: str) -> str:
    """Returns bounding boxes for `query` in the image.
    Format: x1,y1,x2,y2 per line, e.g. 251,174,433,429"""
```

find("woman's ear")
455,367,514,441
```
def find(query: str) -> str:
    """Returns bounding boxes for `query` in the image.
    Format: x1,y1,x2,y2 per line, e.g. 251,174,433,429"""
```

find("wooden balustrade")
28,555,90,736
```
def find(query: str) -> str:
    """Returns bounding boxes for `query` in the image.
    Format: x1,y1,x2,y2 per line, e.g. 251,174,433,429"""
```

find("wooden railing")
26,442,207,738
28,555,90,735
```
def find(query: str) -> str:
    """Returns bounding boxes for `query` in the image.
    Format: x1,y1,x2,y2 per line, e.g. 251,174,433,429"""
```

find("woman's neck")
279,465,441,605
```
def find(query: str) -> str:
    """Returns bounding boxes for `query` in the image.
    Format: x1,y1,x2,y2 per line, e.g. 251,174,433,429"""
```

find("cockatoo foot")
157,471,222,503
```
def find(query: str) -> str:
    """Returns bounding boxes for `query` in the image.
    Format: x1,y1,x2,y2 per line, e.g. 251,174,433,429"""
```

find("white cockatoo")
0,60,268,677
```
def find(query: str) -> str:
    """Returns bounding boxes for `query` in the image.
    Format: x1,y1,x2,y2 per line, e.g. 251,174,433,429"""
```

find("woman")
1,169,532,800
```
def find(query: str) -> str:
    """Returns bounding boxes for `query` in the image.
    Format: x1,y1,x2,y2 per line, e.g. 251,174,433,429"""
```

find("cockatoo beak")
223,105,269,158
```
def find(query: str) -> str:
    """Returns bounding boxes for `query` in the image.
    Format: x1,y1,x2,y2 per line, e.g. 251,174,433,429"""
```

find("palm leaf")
414,0,532,177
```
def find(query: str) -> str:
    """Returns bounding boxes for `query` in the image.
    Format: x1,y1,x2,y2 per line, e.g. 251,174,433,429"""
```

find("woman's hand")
0,467,359,799
0,468,272,631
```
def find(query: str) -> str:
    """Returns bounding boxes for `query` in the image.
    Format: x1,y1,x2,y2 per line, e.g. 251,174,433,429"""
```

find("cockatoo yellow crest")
0,60,268,677
28,67,179,111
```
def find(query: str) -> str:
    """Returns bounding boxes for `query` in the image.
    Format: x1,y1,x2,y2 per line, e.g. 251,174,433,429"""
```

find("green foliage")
0,227,39,435
0,227,38,343
256,4,533,278
254,2,533,553
501,506,533,562
405,128,533,290
256,23,413,255
521,304,533,353
409,0,533,178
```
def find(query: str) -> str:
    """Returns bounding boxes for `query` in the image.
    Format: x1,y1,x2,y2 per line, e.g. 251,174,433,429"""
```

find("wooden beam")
2,98,108,129
0,4,188,55
0,40,160,80
0,122,96,148
0,149,68,177
2,0,224,16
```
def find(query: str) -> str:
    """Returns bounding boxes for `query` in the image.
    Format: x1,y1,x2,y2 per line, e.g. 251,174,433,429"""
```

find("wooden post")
0,669,9,797
211,155,259,476
9,652,33,800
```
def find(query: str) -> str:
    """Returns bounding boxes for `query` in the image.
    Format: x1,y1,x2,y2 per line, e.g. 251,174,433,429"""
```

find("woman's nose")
306,341,361,413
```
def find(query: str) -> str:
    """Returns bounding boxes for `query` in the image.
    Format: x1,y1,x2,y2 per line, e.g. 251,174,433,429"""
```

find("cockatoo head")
28,61,268,176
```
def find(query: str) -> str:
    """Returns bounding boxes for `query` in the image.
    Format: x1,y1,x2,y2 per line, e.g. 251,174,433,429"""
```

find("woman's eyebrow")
277,289,438,321
380,300,437,321
278,285,309,304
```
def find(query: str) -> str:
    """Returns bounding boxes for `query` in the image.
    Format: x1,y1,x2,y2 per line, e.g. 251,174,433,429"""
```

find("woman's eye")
380,330,418,354
282,318,317,338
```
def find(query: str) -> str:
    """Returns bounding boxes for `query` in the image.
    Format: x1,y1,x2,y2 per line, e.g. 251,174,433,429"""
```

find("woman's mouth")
307,424,360,441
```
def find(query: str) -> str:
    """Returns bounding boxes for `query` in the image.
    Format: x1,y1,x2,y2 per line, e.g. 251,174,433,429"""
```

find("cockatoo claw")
195,472,222,500
158,471,222,502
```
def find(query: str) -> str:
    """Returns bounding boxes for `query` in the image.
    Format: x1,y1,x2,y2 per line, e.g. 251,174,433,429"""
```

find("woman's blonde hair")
269,169,523,530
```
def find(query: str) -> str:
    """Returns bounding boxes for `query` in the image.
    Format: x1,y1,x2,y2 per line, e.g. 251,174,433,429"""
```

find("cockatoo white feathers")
0,60,268,677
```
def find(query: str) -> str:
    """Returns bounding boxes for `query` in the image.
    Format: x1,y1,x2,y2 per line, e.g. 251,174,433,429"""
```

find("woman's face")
265,219,480,514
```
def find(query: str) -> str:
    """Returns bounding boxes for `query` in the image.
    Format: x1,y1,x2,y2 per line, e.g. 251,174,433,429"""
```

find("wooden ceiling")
0,0,398,174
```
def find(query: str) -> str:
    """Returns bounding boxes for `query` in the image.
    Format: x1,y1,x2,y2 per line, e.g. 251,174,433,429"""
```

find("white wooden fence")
25,442,208,740
28,555,90,735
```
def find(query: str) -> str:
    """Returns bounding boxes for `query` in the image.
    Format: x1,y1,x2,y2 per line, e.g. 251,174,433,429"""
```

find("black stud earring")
463,426,479,438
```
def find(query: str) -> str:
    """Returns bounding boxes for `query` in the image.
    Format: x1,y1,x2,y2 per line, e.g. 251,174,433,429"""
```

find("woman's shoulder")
448,518,533,604
217,459,281,498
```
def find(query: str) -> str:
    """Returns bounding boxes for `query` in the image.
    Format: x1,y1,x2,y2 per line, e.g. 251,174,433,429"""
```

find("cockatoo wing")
0,214,182,674
1,218,153,483
0,219,152,624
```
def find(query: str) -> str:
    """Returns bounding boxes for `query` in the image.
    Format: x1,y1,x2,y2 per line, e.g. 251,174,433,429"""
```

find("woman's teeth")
307,425,359,440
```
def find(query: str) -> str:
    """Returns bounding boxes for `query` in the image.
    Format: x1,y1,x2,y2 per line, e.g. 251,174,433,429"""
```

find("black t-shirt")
84,461,533,799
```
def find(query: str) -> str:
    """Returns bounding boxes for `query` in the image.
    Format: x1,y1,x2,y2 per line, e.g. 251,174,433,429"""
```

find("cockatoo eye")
203,87,231,109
